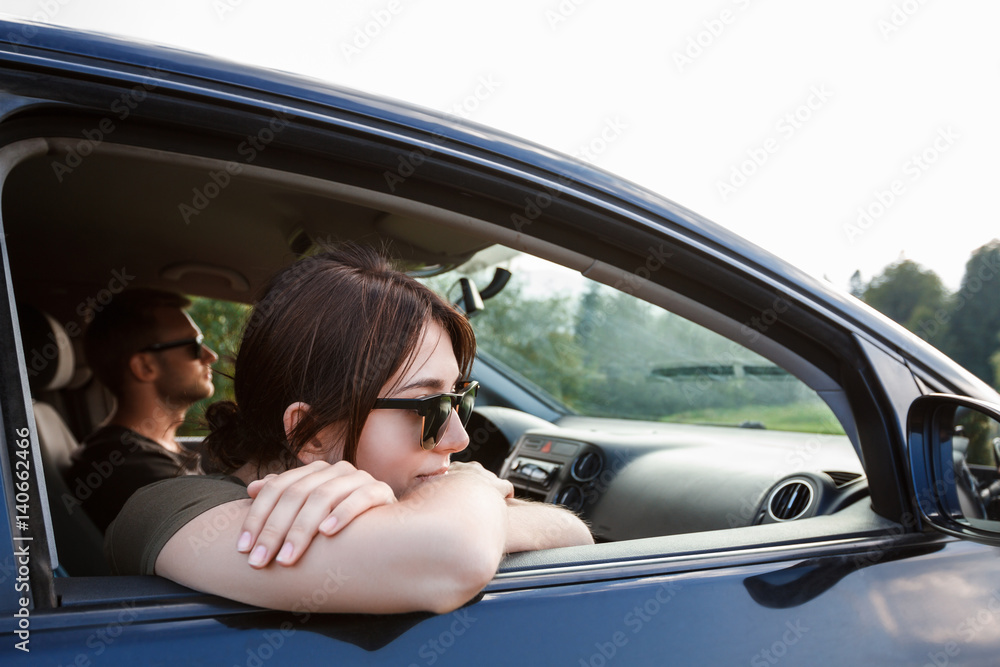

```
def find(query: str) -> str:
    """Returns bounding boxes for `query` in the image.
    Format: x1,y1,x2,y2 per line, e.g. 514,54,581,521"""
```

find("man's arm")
504,498,594,553
154,465,509,615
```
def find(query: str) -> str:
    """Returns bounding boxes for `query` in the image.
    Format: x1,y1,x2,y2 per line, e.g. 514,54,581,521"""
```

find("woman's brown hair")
203,244,476,473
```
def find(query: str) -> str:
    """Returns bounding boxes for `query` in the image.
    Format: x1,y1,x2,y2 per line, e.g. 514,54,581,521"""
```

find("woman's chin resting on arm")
104,245,593,616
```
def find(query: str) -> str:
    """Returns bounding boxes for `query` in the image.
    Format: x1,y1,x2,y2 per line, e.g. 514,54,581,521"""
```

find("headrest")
18,305,76,393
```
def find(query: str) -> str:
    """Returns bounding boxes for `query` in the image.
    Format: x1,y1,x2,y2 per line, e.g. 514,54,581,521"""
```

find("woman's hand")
440,461,514,499
237,460,396,568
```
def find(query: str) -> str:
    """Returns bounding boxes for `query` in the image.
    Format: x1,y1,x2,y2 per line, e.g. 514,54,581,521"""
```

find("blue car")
2,18,1000,665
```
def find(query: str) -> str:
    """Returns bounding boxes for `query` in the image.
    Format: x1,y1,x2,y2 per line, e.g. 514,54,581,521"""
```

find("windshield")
425,250,843,435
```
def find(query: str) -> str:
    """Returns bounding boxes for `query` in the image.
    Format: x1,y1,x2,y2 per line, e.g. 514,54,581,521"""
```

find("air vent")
767,480,814,521
571,451,603,482
554,485,584,511
826,471,863,488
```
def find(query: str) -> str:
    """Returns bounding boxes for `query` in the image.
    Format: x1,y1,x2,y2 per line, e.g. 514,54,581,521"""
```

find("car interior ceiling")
0,136,889,584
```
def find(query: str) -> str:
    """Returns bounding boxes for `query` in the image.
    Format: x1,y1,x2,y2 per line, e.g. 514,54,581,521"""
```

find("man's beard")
159,378,214,411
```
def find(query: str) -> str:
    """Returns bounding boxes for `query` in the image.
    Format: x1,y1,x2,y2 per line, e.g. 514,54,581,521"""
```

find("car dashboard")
477,408,868,542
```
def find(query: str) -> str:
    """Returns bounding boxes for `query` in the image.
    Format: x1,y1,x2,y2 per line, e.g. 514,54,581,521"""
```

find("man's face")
145,307,218,408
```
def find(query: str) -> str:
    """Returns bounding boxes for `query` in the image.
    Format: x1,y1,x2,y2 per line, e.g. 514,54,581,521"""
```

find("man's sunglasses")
372,380,479,450
140,334,205,360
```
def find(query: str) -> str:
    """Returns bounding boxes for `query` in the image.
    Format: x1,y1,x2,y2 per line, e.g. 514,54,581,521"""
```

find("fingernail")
276,542,294,564
248,545,267,567
237,531,252,552
319,516,338,534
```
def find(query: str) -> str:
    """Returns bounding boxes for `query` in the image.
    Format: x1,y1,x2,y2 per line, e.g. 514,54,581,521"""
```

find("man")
65,289,218,532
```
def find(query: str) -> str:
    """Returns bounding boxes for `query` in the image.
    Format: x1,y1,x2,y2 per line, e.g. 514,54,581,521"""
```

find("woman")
106,245,592,615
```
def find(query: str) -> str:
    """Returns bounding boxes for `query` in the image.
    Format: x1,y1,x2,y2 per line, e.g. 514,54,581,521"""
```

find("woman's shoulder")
121,474,249,514
105,474,250,575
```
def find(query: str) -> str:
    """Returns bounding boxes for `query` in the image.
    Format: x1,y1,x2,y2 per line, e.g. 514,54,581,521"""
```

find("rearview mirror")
455,277,484,316
908,394,1000,546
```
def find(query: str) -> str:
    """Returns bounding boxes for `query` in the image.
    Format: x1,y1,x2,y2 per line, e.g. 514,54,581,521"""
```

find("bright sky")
3,0,997,292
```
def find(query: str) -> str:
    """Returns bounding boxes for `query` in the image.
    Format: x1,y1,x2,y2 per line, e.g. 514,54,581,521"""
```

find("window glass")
177,296,246,436
425,252,844,435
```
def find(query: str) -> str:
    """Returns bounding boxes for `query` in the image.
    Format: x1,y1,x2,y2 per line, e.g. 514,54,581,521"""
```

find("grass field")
662,401,846,434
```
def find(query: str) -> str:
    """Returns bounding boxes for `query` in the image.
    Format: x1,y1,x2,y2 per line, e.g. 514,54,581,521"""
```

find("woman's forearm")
156,469,510,615
504,498,594,553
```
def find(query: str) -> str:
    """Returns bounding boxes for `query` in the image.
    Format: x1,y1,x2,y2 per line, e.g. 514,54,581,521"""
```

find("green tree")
465,278,587,406
940,241,1000,385
848,270,865,299
178,296,249,435
861,259,948,345
424,264,838,431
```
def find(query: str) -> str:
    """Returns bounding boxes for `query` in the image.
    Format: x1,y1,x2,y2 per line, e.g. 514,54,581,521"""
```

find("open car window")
0,134,872,581
0,35,900,621
427,253,845,435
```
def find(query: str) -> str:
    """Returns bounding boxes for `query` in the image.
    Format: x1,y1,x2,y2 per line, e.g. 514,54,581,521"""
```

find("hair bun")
202,400,246,473
205,400,240,433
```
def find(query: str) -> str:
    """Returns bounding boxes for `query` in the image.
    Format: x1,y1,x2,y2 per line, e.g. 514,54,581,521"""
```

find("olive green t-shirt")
105,474,249,575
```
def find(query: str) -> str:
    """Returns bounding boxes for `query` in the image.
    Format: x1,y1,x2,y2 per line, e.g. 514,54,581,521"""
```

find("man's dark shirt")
65,425,200,532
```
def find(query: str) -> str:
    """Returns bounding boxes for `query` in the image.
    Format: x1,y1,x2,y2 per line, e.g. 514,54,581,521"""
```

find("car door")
1,19,1000,665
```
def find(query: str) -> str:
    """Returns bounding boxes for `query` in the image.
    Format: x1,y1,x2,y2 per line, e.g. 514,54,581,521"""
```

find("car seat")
18,305,109,575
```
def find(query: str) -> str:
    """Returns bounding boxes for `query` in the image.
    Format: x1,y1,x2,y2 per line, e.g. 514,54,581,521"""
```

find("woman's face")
347,319,471,497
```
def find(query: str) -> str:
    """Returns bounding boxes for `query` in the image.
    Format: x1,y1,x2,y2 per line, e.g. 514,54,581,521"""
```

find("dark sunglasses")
140,334,205,360
372,380,479,450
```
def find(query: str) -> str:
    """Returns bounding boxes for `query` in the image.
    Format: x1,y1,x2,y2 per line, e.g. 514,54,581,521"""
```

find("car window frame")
0,81,921,617
0,141,59,611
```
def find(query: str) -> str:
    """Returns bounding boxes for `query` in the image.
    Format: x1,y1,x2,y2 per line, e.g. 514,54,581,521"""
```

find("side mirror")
908,394,1000,546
